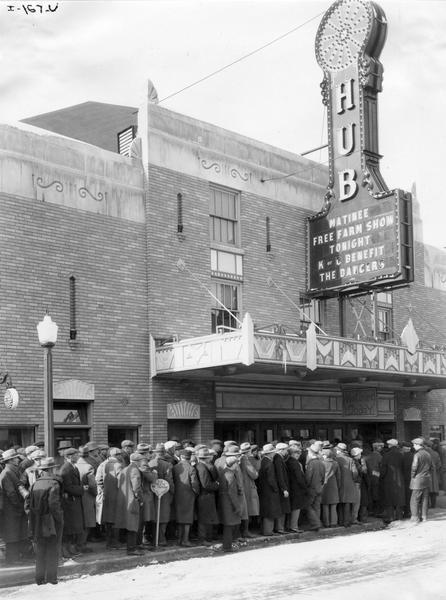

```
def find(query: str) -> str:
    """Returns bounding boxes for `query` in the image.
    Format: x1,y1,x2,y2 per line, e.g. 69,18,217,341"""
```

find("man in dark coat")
172,449,200,546
273,443,291,534
379,439,405,524
257,444,282,536
409,437,432,523
401,442,414,518
121,440,135,467
305,441,325,531
286,445,308,532
148,444,174,546
195,447,219,545
0,448,29,563
59,447,84,557
216,445,243,552
29,457,64,585
114,452,145,555
363,441,384,516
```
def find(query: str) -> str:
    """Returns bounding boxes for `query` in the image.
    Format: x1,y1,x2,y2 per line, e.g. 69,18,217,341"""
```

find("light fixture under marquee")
307,0,414,297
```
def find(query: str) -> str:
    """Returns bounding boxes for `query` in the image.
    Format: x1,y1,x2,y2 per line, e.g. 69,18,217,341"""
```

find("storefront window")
0,427,36,451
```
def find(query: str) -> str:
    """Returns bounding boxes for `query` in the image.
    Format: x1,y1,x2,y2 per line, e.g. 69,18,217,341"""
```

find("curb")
3,510,446,589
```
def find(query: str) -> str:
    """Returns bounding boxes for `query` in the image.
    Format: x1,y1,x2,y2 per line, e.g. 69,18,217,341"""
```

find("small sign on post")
150,479,170,547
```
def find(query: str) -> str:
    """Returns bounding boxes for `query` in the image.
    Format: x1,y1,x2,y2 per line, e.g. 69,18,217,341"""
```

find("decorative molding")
200,160,221,173
230,167,250,182
403,407,422,422
53,378,95,400
35,176,64,192
167,400,200,420
78,186,105,202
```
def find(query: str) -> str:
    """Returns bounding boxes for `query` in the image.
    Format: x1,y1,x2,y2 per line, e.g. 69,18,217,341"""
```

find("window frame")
210,280,241,333
209,184,241,247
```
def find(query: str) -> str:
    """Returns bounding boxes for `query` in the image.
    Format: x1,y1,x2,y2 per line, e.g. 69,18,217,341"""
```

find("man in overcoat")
121,440,135,467
59,447,84,557
0,448,29,563
305,441,325,531
335,442,357,527
114,452,146,555
148,444,174,546
239,442,259,537
257,444,282,536
95,447,124,548
273,442,291,534
379,438,405,524
172,449,200,546
363,441,384,516
29,457,64,585
76,442,99,550
286,445,307,532
409,437,432,523
195,447,219,545
216,445,243,552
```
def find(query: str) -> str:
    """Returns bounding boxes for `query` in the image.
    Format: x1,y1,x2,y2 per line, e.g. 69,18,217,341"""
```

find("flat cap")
121,440,135,448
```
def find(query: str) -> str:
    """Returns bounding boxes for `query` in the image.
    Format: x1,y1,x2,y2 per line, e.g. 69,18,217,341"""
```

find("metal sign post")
150,479,170,547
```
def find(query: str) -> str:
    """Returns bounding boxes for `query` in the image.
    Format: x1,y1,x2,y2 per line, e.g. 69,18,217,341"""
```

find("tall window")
375,291,393,341
211,282,240,332
209,186,239,246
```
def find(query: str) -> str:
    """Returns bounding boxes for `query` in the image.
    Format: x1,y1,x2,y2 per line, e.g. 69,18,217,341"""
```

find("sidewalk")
0,514,391,589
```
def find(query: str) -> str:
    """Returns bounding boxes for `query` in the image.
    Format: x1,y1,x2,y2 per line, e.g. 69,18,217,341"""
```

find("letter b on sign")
339,169,357,201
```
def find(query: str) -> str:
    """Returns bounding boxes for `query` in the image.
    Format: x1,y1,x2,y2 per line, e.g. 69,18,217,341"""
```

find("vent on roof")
117,126,136,156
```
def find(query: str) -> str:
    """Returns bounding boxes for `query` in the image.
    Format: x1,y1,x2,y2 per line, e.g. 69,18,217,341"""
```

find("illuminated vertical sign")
307,0,413,295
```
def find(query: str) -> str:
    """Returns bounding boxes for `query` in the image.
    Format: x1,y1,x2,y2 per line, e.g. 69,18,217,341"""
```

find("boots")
181,524,192,547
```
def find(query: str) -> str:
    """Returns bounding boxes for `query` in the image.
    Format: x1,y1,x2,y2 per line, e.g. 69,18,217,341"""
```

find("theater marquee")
307,0,413,296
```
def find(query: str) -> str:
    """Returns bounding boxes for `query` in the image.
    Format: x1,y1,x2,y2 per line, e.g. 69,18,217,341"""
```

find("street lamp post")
37,314,58,456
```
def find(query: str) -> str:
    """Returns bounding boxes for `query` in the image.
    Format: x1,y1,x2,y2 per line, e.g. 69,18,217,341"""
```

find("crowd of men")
0,434,445,585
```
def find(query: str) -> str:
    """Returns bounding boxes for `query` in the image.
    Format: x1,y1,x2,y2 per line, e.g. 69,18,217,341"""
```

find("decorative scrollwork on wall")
230,168,250,182
35,176,64,192
78,187,104,202
200,160,221,173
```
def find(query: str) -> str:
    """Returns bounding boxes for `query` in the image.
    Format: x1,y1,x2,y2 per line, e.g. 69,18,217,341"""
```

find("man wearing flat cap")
29,457,63,585
409,438,432,523
114,453,146,555
379,439,405,524
0,448,29,563
121,440,135,467
148,443,174,546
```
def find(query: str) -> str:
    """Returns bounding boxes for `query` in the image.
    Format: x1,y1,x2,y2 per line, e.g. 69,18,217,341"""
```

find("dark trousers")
338,503,353,526
383,505,403,523
410,488,429,521
105,523,120,547
306,494,321,529
222,525,238,551
127,530,138,551
5,540,27,564
198,522,213,542
35,535,58,584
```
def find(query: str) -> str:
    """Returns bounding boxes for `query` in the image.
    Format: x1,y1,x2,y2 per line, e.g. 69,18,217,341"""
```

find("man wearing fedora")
114,452,146,555
216,445,243,552
76,442,99,549
148,443,175,546
121,440,135,466
257,444,282,536
379,438,405,524
59,447,84,558
0,448,29,563
410,437,432,523
29,457,64,585
239,442,259,538
55,440,72,471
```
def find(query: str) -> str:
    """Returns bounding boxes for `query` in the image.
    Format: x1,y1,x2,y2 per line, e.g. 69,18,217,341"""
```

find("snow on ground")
3,517,446,600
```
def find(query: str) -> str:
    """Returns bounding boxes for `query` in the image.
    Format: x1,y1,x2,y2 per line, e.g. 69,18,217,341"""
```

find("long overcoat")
59,461,84,535
286,456,308,510
114,463,143,532
379,447,405,507
336,452,358,503
239,454,259,516
273,453,291,514
257,456,282,519
95,457,122,524
305,456,325,498
425,447,441,493
217,464,242,527
141,467,158,522
173,460,199,524
76,456,98,528
0,463,28,543
148,456,174,523
364,451,382,502
196,461,219,524
321,458,340,505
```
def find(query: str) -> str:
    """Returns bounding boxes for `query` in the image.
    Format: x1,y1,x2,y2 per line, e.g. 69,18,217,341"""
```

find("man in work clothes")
410,437,432,523
29,457,64,585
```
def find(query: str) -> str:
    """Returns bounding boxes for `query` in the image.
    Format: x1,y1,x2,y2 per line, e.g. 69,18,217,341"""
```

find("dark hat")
98,444,110,451
34,441,45,448
181,439,194,447
57,440,72,450
39,457,57,470
401,441,412,448
137,443,152,453
210,439,223,446
179,449,193,459
322,441,332,449
121,439,135,448
63,447,78,457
